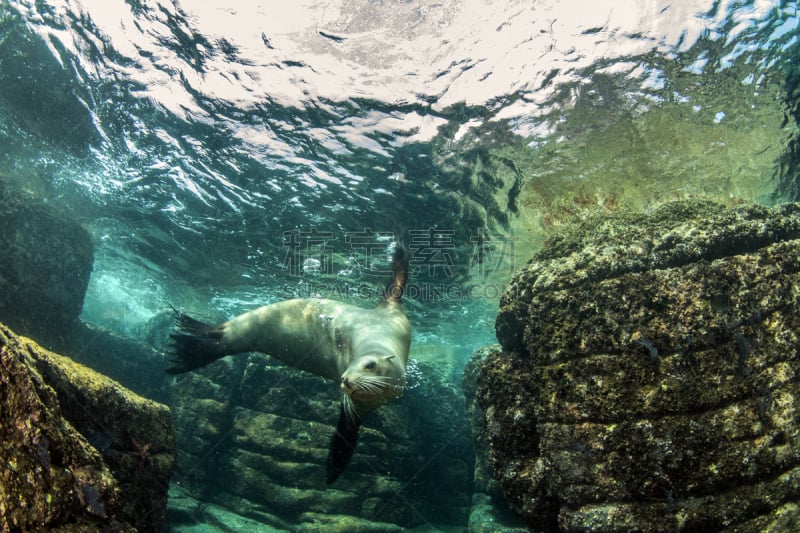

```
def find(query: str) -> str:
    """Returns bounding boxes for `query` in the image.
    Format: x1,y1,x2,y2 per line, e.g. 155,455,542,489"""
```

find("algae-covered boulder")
479,201,800,531
0,322,175,532
0,180,93,349
464,344,528,533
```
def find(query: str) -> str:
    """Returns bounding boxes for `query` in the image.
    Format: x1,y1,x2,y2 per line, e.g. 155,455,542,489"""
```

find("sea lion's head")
340,354,406,417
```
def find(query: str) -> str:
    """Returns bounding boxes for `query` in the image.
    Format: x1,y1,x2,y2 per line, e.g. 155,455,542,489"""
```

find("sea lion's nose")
341,376,349,387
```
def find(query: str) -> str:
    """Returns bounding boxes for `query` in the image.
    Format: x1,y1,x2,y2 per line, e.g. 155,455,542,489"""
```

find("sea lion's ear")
383,355,395,361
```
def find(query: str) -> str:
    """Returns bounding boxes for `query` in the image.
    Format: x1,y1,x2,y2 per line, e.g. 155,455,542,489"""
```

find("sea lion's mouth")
341,378,377,402
342,383,367,401
348,390,365,401
341,379,366,402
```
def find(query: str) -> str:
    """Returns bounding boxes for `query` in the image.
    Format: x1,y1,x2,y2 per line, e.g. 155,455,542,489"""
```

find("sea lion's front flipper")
326,403,362,484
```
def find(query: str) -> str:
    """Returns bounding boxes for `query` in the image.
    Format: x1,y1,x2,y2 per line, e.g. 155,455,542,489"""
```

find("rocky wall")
477,201,800,532
168,352,473,532
0,322,175,532
463,344,529,533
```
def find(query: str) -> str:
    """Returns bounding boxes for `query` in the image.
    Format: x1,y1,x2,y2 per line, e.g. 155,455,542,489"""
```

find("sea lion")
166,245,411,483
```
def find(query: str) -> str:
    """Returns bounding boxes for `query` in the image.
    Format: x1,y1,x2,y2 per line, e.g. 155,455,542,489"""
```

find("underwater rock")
169,352,472,530
62,321,171,403
0,322,175,532
296,512,405,532
0,180,93,350
165,483,294,532
464,345,529,533
480,201,800,531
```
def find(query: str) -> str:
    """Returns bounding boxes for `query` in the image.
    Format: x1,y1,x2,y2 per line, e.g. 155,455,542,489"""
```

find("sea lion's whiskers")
355,379,382,394
356,376,383,390
343,393,360,423
367,375,395,382
368,376,404,390
358,376,397,393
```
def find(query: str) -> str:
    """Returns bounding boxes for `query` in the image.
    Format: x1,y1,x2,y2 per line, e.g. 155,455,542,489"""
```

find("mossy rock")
0,322,175,532
480,200,800,531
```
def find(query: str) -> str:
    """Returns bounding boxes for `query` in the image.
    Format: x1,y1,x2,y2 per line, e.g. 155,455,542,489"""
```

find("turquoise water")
1,0,799,530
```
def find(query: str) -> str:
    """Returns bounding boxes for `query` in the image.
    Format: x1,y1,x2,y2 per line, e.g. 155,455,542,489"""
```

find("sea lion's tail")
166,308,228,374
383,244,408,303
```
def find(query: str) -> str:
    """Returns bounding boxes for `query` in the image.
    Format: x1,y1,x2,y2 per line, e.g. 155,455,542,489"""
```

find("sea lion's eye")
364,360,377,370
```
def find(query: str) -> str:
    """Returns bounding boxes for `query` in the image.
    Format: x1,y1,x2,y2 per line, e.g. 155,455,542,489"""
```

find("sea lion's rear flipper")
326,404,362,484
382,244,408,304
166,308,228,374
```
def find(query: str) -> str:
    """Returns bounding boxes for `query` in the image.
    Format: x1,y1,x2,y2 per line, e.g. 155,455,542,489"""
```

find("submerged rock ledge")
478,201,800,532
0,322,175,532
169,353,473,531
